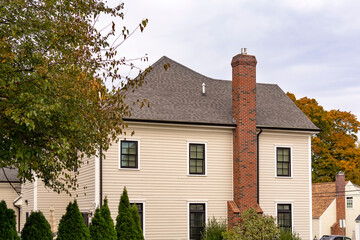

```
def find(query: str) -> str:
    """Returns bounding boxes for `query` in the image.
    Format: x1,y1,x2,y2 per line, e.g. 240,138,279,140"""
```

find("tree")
223,208,279,240
100,197,117,239
287,93,360,184
21,211,53,240
0,200,19,240
115,187,138,239
130,203,144,240
57,200,90,240
0,0,150,192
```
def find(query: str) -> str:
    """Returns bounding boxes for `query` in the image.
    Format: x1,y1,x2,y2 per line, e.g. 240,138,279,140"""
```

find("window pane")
197,151,203,159
122,160,128,167
190,151,197,159
190,204,205,240
122,148,128,154
190,145,197,152
190,166,196,173
129,148,136,154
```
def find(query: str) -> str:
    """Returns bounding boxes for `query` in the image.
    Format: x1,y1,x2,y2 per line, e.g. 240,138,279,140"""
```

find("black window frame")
277,204,292,232
131,202,144,230
189,203,206,240
276,147,291,177
189,143,205,175
120,140,139,169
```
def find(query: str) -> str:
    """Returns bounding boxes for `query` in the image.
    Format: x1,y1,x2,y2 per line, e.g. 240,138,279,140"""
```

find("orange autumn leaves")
287,93,360,184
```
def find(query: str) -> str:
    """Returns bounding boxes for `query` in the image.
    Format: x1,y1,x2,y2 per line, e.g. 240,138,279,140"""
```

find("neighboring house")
20,52,319,240
0,167,21,232
312,172,360,239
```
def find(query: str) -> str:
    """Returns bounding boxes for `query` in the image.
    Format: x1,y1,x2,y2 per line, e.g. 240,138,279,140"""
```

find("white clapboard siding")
103,122,233,240
259,130,312,240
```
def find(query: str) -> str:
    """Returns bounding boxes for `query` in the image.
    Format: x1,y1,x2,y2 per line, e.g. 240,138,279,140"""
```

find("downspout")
13,203,20,232
100,143,103,208
257,128,263,204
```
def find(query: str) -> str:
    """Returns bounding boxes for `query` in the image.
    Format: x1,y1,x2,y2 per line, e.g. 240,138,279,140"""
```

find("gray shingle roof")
126,56,319,131
0,167,20,182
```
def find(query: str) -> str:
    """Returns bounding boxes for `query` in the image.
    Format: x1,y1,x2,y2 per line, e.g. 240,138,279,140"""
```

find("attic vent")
202,83,206,96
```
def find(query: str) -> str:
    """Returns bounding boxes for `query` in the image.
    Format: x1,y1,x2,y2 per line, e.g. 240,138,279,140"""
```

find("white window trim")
187,201,208,240
130,200,146,238
275,201,294,233
346,196,354,209
118,139,140,170
274,146,293,178
187,141,207,176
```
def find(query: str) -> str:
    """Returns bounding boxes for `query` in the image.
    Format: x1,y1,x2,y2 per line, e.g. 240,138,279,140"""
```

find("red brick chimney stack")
331,172,346,235
227,49,261,227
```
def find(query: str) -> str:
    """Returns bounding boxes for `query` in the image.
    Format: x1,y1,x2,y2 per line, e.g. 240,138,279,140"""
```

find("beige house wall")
345,182,360,238
0,182,21,231
312,218,320,239
36,180,70,230
320,199,336,236
21,181,34,228
76,155,96,215
259,130,312,240
102,122,233,240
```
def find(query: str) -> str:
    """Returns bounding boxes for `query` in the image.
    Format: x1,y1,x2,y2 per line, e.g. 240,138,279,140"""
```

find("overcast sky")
107,0,360,118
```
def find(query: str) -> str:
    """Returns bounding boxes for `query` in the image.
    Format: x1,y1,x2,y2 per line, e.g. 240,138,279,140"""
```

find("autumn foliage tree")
287,93,360,184
0,0,150,192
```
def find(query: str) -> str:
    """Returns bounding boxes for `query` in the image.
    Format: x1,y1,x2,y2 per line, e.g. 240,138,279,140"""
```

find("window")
277,147,291,177
131,203,144,230
82,212,89,227
347,196,353,209
120,140,138,169
277,204,292,232
189,143,205,175
189,203,206,240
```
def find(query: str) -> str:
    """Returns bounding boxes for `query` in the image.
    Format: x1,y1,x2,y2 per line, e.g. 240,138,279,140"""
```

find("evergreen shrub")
57,200,90,240
0,200,19,240
21,211,52,240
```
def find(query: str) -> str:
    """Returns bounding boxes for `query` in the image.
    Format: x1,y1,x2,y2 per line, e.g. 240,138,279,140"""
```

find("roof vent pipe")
241,48,247,55
202,83,206,96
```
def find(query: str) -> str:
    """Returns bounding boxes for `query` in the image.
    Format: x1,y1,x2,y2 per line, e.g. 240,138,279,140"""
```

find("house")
0,167,21,232
19,52,319,239
312,172,360,239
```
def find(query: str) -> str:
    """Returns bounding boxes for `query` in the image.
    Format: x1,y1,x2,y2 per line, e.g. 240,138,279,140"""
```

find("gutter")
257,128,263,204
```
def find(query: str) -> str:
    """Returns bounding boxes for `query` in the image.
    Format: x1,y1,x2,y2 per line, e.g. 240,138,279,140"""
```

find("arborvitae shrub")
100,198,117,240
89,208,108,240
115,187,138,239
57,200,90,240
130,204,144,240
21,211,52,240
0,200,19,240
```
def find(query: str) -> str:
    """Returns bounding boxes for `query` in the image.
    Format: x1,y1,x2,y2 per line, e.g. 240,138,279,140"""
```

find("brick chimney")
227,49,262,228
331,172,346,235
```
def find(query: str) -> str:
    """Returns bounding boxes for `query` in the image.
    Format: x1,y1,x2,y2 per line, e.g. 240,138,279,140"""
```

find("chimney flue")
241,48,248,55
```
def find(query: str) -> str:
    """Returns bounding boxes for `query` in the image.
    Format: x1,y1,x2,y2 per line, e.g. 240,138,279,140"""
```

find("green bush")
21,211,52,240
130,204,144,240
0,200,19,240
57,200,90,240
279,229,301,240
115,187,138,239
201,217,226,240
89,208,109,240
100,198,117,240
223,208,280,240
